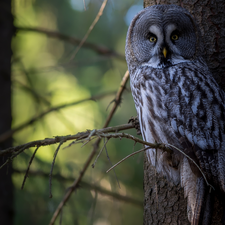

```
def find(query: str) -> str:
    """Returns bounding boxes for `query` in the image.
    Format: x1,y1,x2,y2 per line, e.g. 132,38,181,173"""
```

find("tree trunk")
143,0,225,224
0,1,14,224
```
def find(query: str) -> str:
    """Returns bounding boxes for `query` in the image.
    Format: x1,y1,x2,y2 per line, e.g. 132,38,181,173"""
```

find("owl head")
125,5,203,71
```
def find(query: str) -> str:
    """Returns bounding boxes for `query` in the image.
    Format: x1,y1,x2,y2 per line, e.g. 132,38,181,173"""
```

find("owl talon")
128,116,141,135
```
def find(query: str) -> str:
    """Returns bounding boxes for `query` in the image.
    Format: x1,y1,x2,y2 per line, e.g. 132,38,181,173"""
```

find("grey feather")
125,4,225,225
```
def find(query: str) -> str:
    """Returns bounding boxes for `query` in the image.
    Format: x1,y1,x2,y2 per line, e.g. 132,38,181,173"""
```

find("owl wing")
161,65,225,224
132,64,225,224
163,65,225,187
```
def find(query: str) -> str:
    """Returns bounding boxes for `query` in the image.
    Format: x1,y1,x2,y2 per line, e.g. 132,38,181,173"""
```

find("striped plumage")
125,5,225,225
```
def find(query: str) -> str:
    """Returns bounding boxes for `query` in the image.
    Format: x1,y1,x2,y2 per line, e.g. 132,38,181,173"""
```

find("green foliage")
12,0,144,224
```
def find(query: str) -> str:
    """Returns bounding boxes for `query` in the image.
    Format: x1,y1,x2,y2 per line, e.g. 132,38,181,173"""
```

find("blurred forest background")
10,0,145,224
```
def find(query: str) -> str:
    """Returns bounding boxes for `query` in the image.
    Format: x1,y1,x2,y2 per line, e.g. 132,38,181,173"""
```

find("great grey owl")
125,4,225,225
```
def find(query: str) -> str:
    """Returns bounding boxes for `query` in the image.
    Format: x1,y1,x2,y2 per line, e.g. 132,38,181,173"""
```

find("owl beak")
163,48,167,58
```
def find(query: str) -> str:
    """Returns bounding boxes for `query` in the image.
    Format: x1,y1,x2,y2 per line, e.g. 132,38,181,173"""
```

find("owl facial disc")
125,5,200,71
146,24,191,68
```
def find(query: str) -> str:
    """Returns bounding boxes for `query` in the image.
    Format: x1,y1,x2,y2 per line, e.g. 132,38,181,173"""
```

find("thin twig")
106,142,214,190
106,147,150,173
0,92,115,143
21,146,40,190
69,0,109,61
14,169,143,207
89,190,98,225
92,138,109,168
0,158,10,170
104,70,130,126
104,138,121,188
49,70,130,225
83,0,86,10
17,27,125,60
2,127,212,191
80,129,97,148
49,142,64,198
63,136,97,149
0,145,31,170
167,143,214,190
13,78,51,106
0,124,135,159
13,59,51,106
0,128,173,168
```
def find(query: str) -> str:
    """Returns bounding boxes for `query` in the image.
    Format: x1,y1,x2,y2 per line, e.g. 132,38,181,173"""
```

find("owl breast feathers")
125,4,225,225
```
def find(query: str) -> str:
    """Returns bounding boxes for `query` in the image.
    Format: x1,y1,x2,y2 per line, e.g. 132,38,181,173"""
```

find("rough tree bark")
0,1,14,224
143,0,225,224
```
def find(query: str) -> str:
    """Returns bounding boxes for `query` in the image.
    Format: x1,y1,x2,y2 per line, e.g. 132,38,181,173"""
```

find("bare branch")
14,169,143,207
104,70,130,126
106,147,150,173
2,122,212,192
13,78,51,107
107,142,214,191
0,123,134,158
167,143,214,190
92,138,109,168
49,142,64,198
104,138,121,188
21,146,40,190
0,125,173,166
16,27,125,60
49,70,130,225
69,0,109,61
0,92,115,143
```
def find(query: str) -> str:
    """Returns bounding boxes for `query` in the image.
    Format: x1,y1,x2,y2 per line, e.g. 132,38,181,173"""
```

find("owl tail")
192,177,214,225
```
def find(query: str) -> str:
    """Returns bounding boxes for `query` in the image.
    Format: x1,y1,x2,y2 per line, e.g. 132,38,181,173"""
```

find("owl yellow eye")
171,34,179,41
149,36,157,42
